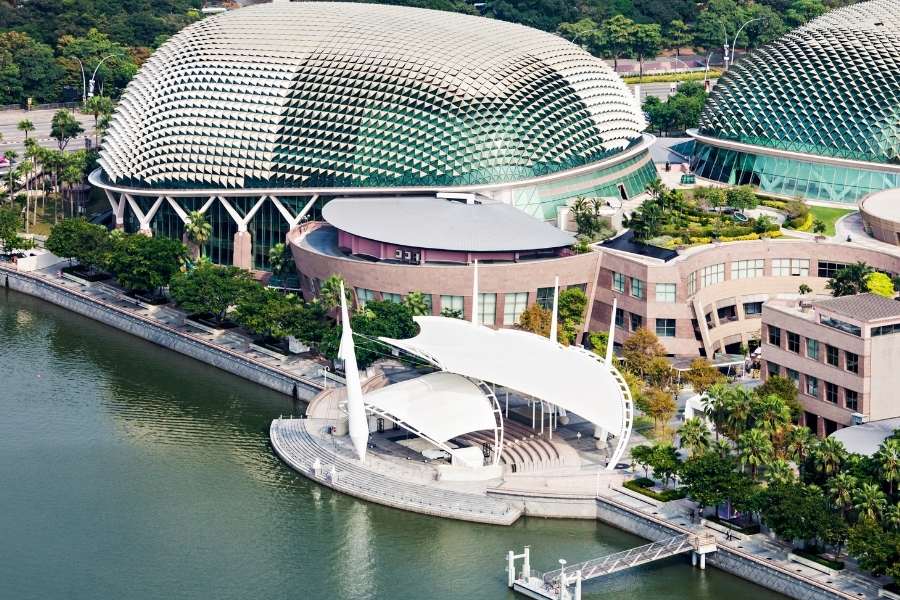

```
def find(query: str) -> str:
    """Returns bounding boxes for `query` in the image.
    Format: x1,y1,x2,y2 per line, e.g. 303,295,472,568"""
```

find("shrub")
633,477,655,488
792,548,844,570
623,479,687,502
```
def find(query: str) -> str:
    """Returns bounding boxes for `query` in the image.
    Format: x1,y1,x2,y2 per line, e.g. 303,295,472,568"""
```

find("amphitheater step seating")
459,421,580,474
270,418,521,525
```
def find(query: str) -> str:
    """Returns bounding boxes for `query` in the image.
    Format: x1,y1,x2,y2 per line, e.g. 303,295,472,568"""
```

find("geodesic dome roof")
698,0,900,165
99,1,645,191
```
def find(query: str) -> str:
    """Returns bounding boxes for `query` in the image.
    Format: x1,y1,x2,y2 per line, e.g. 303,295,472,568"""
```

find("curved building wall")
860,190,900,246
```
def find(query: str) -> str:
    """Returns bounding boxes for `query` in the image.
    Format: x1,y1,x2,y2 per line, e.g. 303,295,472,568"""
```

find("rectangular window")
700,263,725,288
421,293,433,314
743,301,763,316
477,293,496,326
818,261,848,278
717,305,737,322
806,338,819,360
440,294,464,316
503,292,528,326
773,258,810,277
615,308,625,328
845,389,859,411
382,292,402,303
768,325,781,347
819,315,862,337
655,318,676,337
731,259,764,280
825,382,839,404
687,271,697,296
655,283,676,303
845,351,859,374
630,313,643,332
826,345,839,366
630,277,645,299
786,368,800,387
355,288,376,306
872,323,900,336
536,287,554,309
805,375,818,398
767,361,781,377
612,272,625,293
787,331,800,353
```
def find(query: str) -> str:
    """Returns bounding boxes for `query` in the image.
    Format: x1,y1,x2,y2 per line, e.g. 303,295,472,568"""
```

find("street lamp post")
730,18,765,66
88,54,124,99
73,57,87,105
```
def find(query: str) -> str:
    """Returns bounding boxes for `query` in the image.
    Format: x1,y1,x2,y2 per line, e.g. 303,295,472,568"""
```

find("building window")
503,292,528,326
772,258,810,277
805,375,818,398
872,323,900,336
731,259,764,280
743,301,763,316
825,382,839,404
441,295,464,315
845,351,859,374
612,272,625,293
630,313,643,332
717,305,737,322
845,389,858,411
767,361,781,377
536,287,554,309
826,345,839,367
819,315,861,337
786,368,800,387
806,338,819,360
700,263,725,288
630,277,645,299
382,292,402,303
787,331,800,353
768,325,781,347
655,283,676,303
615,308,625,328
687,271,697,296
818,261,848,278
477,293,496,326
421,293,433,314
356,288,376,306
655,318,676,337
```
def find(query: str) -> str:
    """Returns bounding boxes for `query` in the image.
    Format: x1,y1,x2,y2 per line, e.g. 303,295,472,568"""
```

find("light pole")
720,23,731,71
730,18,765,66
73,57,87,105
88,54,124,98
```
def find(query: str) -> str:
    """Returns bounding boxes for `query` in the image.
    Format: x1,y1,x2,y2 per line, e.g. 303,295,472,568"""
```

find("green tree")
318,274,350,311
632,24,663,80
865,272,895,298
827,472,858,519
597,15,637,71
587,330,608,357
16,119,34,140
847,518,900,578
319,300,418,369
640,387,677,435
648,443,681,487
724,186,758,211
0,32,62,104
812,219,826,235
557,287,587,343
814,437,848,477
680,451,740,514
268,242,295,281
50,110,84,151
183,210,211,261
621,326,666,376
402,291,431,316
827,262,873,297
876,438,900,496
518,303,552,336
853,483,888,522
678,417,710,456
168,261,253,322
737,428,773,480
0,206,28,253
45,217,109,272
84,94,114,146
684,358,724,394
107,233,186,294
664,20,692,59
631,444,654,478
56,29,138,99
761,482,836,546
234,285,304,341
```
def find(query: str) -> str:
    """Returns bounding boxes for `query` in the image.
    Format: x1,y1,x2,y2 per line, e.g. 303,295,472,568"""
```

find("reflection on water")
0,289,785,600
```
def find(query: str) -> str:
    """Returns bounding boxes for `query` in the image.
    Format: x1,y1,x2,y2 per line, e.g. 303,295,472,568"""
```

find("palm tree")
876,439,900,496
713,438,732,459
826,262,873,297
738,428,773,480
184,210,211,260
17,119,34,141
724,386,754,439
4,150,18,204
61,163,83,218
765,459,795,485
853,482,887,522
85,95,114,146
786,426,814,477
884,503,900,531
319,274,349,310
814,437,847,477
678,417,710,456
827,472,857,519
402,291,430,317
703,384,731,440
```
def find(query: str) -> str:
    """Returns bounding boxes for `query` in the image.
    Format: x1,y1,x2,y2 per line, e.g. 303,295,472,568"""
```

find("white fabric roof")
381,317,626,437
364,372,495,443
830,417,900,456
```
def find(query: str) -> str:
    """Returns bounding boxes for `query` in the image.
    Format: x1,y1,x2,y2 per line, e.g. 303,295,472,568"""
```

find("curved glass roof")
698,0,900,165
99,2,645,191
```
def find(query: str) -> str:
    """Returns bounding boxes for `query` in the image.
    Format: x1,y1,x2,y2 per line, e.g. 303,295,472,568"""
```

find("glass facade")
655,318,675,337
691,143,900,204
440,295,464,315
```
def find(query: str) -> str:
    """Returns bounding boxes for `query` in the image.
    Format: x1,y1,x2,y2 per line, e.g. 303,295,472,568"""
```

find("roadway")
0,108,96,157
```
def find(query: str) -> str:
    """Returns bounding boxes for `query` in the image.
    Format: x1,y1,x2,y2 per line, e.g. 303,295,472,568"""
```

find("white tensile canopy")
364,372,497,444
380,316,633,468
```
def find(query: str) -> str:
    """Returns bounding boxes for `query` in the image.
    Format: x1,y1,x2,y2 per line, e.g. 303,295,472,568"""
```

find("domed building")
689,0,900,203
91,1,654,276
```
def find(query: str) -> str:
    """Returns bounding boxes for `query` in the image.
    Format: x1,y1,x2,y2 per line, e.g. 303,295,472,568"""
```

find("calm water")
0,289,786,600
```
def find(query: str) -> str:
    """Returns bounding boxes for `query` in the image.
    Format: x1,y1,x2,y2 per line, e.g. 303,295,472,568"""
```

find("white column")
549,275,559,343
471,259,479,325
507,551,515,587
338,281,368,462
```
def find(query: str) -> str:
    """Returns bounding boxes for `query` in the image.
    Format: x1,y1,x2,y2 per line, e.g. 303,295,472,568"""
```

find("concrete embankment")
1,266,322,400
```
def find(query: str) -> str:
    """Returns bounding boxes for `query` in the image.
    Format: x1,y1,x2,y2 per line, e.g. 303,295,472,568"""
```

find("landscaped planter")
701,518,751,541
249,337,292,361
787,552,844,577
123,291,169,311
61,265,111,285
184,314,237,336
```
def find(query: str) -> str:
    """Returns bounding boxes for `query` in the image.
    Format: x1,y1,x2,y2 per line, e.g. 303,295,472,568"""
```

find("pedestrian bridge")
508,533,717,600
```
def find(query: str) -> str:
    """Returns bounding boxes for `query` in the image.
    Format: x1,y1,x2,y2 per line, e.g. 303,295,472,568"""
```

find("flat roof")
600,231,679,262
830,417,900,456
322,196,575,252
860,188,900,222
814,293,900,322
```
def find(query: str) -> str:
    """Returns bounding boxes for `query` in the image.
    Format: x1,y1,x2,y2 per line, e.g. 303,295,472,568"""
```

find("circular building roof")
698,0,900,165
99,2,645,191
860,188,900,221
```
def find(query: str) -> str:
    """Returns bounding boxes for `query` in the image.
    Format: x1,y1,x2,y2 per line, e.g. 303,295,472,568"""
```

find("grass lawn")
807,205,856,236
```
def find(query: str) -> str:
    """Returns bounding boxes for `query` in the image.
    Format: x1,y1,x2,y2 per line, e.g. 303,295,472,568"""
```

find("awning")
380,317,628,439
364,372,496,443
